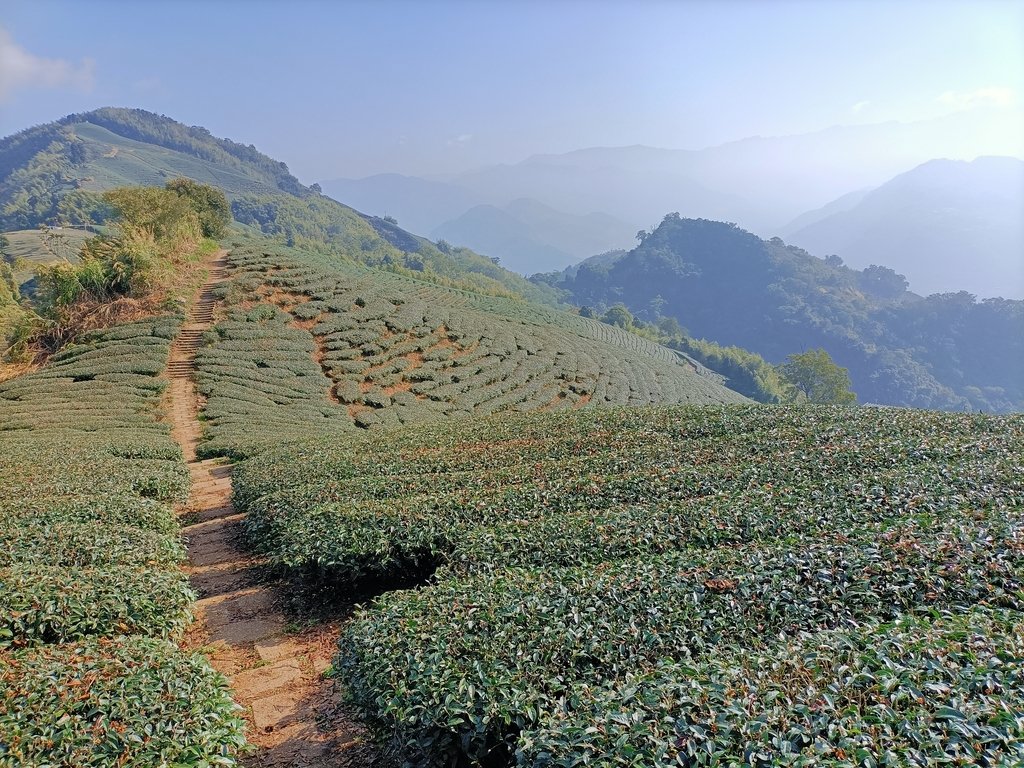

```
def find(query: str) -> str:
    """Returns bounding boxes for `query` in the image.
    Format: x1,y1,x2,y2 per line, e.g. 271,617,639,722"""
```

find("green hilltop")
537,214,1024,413
1,109,1022,768
0,107,560,306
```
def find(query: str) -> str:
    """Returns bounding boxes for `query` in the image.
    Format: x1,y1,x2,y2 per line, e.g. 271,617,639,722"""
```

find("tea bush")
230,404,1023,766
193,240,745,457
0,637,246,767
236,406,1023,580
0,317,244,764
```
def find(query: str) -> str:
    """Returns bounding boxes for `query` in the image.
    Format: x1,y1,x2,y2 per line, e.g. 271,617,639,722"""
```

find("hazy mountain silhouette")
784,157,1024,299
431,198,636,274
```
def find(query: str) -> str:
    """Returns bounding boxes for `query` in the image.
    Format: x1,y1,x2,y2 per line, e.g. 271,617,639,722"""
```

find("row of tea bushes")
0,319,245,766
194,303,354,459
515,609,1024,767
235,405,1023,580
338,517,1022,764
230,404,1024,766
191,239,745,456
0,638,245,767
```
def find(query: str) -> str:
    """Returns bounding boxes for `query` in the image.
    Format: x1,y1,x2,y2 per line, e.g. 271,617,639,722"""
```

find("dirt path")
166,250,376,767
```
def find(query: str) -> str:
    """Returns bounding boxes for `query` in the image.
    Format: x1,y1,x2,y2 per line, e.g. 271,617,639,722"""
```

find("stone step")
255,637,304,663
206,616,284,647
182,511,244,533
186,505,237,524
231,659,303,701
200,587,277,624
189,540,245,567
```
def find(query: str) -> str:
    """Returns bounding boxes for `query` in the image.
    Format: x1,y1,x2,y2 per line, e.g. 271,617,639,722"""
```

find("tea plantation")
0,319,244,766
192,239,746,457
231,405,1024,767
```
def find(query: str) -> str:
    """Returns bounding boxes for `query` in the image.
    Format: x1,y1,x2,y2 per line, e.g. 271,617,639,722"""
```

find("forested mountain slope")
0,108,560,305
538,215,1023,412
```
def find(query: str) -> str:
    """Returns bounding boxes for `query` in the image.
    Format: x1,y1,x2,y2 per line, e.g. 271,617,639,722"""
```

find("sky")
1,0,1022,182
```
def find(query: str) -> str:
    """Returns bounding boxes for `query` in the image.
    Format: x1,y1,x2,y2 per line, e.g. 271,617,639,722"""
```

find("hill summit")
538,214,1024,413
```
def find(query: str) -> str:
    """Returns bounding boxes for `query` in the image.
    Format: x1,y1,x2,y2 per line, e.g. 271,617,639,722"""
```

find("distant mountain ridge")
537,215,1024,413
783,156,1024,299
322,109,1021,274
0,107,563,306
431,198,636,274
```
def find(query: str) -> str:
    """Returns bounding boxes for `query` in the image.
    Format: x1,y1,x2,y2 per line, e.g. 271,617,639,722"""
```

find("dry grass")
3,242,218,374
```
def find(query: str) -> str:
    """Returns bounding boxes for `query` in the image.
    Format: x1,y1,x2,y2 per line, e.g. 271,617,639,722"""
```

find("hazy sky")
1,0,1022,181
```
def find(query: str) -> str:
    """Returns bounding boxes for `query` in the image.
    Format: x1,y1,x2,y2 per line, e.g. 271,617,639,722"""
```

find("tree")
56,190,112,228
648,295,667,320
601,303,634,329
657,315,683,338
164,178,231,238
859,264,909,300
777,348,857,404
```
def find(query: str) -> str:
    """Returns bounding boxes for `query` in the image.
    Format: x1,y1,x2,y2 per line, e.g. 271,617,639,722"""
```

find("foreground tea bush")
236,405,1023,580
339,525,1022,765
231,403,1023,766
0,637,245,767
0,319,191,646
517,610,1024,767
0,318,244,764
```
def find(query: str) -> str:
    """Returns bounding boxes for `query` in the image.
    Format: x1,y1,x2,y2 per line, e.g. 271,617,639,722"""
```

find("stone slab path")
165,250,379,767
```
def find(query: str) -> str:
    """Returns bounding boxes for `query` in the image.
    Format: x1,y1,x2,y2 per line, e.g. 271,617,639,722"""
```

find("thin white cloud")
851,100,870,114
0,26,95,102
936,86,1015,111
447,133,473,146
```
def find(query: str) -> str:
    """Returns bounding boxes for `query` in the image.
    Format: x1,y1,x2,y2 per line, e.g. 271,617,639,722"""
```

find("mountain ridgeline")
781,157,1024,300
3,109,1020,414
0,107,560,306
536,215,1023,413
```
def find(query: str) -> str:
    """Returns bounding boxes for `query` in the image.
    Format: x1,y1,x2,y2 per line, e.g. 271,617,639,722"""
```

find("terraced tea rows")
0,319,244,766
231,405,1024,767
193,240,744,457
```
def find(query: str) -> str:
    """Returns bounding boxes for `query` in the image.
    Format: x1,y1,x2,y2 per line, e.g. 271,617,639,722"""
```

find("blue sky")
1,0,1022,181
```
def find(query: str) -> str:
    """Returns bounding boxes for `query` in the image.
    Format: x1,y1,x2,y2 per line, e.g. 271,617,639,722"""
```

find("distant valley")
322,112,1024,298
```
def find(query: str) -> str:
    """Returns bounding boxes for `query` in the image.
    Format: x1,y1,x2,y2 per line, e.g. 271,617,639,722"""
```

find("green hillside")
0,107,306,227
194,235,746,457
3,109,1021,768
538,214,1024,413
0,108,562,306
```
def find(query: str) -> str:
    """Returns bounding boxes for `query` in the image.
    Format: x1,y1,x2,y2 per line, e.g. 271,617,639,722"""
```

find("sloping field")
232,404,1024,766
2,228,90,288
0,318,244,766
194,240,746,457
68,121,285,198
